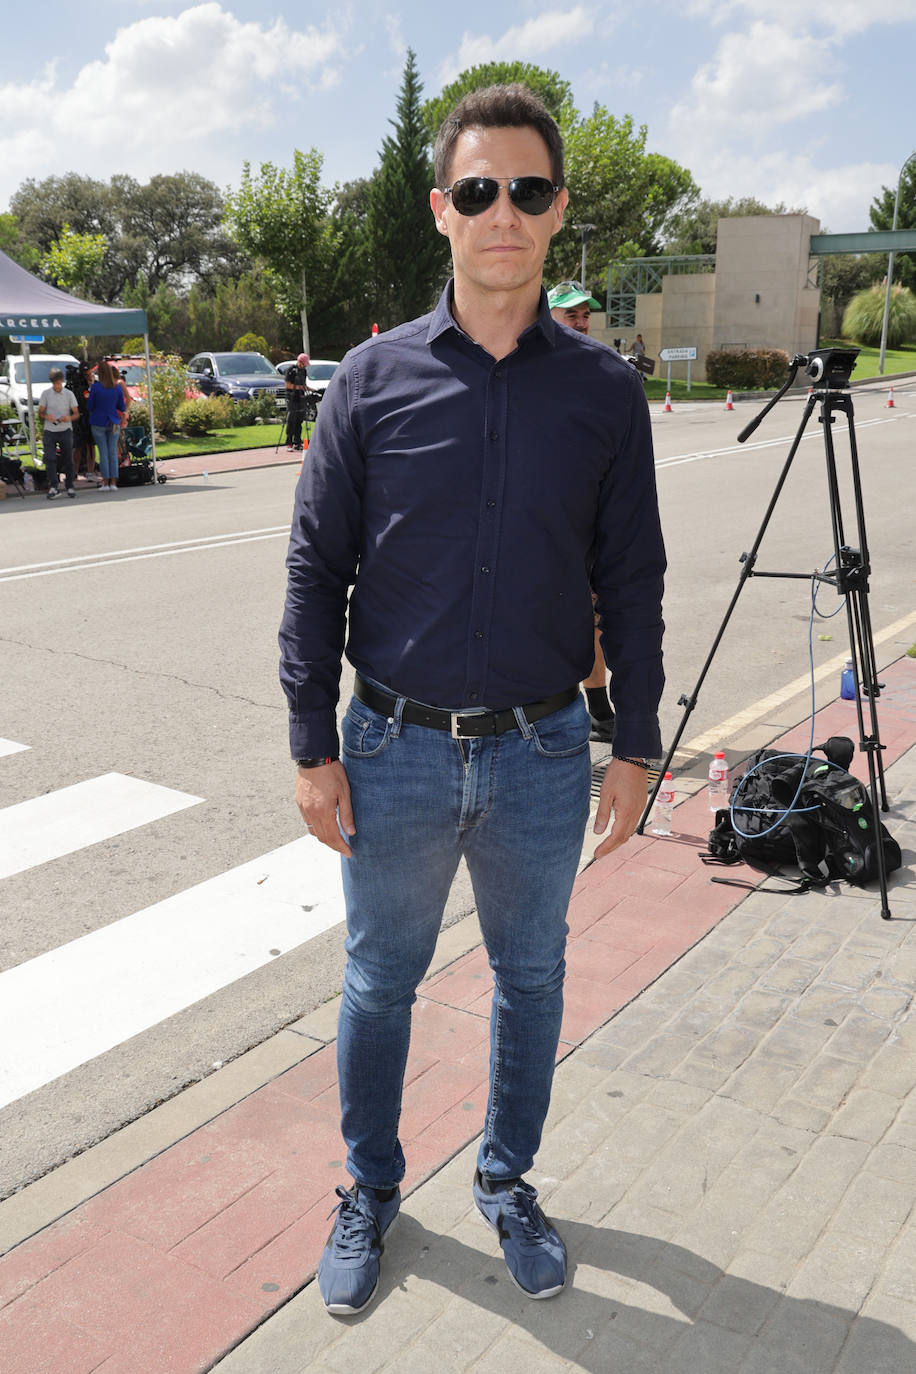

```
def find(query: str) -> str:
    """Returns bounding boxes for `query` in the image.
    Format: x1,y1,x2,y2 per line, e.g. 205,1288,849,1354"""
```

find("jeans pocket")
342,698,393,758
529,698,590,759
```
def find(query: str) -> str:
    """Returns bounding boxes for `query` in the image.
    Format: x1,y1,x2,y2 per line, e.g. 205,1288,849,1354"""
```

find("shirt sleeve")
592,367,666,759
278,363,365,759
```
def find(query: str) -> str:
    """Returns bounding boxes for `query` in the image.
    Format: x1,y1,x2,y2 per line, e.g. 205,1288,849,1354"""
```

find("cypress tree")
366,49,448,328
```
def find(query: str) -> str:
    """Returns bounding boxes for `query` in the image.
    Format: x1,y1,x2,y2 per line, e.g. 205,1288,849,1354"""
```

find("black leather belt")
354,675,579,739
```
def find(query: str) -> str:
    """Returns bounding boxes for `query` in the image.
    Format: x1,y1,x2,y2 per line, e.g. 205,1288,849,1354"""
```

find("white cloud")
669,21,844,136
0,4,349,203
438,6,596,85
678,146,899,232
684,0,916,37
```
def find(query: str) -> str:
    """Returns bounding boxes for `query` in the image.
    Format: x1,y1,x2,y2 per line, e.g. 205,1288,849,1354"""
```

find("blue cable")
729,555,848,840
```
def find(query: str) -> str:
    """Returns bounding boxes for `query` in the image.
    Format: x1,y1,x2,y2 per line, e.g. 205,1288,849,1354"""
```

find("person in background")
37,368,79,499
285,352,310,452
87,359,126,492
632,333,647,359
109,361,131,469
547,280,617,743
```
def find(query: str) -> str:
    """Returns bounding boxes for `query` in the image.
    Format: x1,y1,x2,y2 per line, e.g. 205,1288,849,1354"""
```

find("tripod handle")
737,355,807,443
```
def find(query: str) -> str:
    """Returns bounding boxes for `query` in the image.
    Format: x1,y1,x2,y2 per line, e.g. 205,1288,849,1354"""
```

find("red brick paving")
0,655,911,1373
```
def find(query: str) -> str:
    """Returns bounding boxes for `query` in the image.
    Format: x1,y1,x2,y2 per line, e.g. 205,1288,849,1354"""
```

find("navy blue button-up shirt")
279,283,665,760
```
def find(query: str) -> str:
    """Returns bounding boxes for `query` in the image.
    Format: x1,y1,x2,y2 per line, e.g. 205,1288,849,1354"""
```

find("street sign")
659,346,697,361
8,334,44,344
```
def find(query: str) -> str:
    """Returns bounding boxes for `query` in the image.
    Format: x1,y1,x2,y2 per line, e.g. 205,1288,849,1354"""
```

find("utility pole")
572,223,596,292
878,151,916,375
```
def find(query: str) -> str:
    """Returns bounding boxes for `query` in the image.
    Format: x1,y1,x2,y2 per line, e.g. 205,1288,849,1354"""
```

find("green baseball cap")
547,280,602,310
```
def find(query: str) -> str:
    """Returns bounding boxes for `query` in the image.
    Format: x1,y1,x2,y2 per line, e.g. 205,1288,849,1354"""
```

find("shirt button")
474,630,484,639
470,692,479,701
489,430,498,441
480,566,490,574
486,500,495,508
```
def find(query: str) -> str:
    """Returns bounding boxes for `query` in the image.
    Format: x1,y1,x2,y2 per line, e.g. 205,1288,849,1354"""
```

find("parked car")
276,357,339,400
186,351,286,406
90,357,201,403
0,353,80,422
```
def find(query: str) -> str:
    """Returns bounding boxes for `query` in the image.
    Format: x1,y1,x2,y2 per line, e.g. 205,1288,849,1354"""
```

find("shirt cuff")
289,709,340,762
610,714,662,761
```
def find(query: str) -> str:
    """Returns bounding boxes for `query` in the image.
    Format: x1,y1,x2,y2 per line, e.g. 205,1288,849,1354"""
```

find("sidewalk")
0,659,913,1373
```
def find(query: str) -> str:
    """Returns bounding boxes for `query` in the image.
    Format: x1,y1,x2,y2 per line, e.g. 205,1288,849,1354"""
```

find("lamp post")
878,150,916,376
572,222,596,294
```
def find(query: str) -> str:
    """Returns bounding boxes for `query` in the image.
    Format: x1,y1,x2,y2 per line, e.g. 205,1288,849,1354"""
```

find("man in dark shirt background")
279,84,665,1317
285,352,311,452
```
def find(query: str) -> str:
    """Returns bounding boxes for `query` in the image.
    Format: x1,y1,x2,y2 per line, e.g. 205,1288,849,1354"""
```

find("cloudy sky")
3,0,914,235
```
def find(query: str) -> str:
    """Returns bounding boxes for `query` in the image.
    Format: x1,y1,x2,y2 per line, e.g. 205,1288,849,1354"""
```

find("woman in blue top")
87,359,126,491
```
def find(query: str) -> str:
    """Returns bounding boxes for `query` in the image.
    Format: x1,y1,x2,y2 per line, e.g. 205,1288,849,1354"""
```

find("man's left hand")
593,759,648,857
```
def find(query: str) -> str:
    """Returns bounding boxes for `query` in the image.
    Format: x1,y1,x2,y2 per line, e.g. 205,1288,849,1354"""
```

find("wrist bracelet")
614,755,652,771
295,756,337,769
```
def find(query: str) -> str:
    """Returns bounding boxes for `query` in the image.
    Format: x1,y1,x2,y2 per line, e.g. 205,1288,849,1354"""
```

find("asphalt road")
1,377,914,1197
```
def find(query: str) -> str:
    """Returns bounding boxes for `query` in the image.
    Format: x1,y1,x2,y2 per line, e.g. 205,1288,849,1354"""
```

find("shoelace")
327,1186,379,1257
503,1181,548,1247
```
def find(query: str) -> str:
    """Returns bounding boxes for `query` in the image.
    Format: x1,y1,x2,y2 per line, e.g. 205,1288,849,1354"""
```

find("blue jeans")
337,690,592,1189
91,424,120,480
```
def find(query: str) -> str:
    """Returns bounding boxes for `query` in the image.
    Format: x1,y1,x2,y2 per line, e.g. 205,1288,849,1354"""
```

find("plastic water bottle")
652,772,675,835
840,656,855,701
708,751,729,811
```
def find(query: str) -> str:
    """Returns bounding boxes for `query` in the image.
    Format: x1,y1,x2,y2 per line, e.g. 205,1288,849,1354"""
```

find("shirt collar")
427,280,558,349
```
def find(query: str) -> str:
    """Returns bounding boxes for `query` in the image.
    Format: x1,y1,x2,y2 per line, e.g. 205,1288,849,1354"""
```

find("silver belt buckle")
450,712,464,739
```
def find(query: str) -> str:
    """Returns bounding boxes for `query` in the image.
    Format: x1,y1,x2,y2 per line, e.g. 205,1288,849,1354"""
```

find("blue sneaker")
317,1184,401,1315
473,1170,567,1298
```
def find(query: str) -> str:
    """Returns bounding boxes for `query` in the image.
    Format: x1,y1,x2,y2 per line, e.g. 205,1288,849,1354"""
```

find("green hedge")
705,348,790,389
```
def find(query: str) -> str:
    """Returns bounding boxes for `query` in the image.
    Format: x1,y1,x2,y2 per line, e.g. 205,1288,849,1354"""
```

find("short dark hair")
433,83,564,190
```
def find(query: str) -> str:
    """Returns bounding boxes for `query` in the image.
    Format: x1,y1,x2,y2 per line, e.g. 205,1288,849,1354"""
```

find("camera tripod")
275,383,318,455
638,347,895,919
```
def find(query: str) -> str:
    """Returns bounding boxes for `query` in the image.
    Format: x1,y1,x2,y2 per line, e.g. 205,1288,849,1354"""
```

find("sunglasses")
442,176,561,217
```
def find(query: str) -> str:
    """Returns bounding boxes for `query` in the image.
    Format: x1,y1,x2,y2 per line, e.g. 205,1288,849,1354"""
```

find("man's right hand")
295,760,355,856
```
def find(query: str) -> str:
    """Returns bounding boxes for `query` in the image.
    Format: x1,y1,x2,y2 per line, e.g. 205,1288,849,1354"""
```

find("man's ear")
551,186,569,238
430,188,449,237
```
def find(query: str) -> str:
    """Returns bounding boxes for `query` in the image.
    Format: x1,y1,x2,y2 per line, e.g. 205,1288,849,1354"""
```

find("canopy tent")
0,249,158,479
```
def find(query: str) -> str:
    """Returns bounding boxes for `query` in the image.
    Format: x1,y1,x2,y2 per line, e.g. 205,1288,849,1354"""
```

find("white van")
0,353,80,422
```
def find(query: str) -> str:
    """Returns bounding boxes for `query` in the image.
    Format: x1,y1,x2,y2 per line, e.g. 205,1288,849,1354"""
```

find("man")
279,83,665,1317
285,352,311,452
38,368,80,498
547,280,617,743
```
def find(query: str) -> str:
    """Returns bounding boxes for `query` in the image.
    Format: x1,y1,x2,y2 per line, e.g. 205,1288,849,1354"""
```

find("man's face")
551,303,591,334
51,377,63,391
430,125,567,298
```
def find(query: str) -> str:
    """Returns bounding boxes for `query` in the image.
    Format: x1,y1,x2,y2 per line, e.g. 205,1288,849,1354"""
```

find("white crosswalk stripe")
0,772,204,881
0,737,29,758
0,836,344,1109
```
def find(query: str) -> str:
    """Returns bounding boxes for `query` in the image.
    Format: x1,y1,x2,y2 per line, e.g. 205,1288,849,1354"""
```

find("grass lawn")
155,422,289,459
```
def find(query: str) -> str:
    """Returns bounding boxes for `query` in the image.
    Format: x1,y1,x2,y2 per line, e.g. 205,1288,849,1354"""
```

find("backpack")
701,737,901,892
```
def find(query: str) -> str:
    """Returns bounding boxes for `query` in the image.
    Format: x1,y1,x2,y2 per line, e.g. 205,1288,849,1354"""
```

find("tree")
547,107,696,298
423,61,574,140
42,223,107,299
225,149,331,354
365,49,449,328
869,162,916,291
9,171,242,305
663,196,800,257
0,212,40,271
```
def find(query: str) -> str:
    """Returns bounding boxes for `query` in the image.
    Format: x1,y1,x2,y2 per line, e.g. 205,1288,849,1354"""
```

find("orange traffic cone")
663,391,672,412
886,386,895,408
725,390,734,411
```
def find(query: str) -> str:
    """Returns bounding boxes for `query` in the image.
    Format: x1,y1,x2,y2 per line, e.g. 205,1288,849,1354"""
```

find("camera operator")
67,362,97,484
285,352,312,452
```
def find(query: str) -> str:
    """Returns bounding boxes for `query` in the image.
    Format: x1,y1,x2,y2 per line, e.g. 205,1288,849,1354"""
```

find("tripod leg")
822,395,891,917
638,396,818,832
